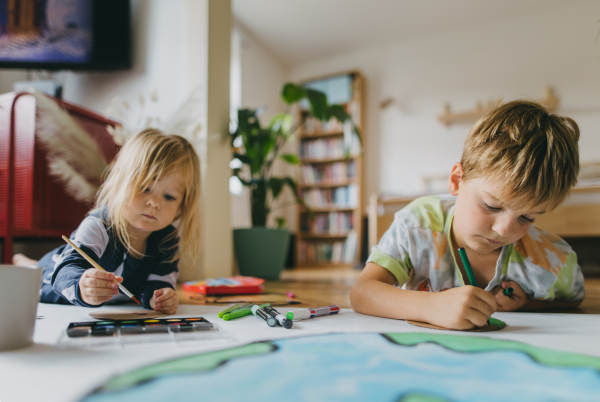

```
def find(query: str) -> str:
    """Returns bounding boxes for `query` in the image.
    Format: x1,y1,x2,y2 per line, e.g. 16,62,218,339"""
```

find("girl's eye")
483,202,501,212
164,194,175,201
519,215,535,224
143,187,150,193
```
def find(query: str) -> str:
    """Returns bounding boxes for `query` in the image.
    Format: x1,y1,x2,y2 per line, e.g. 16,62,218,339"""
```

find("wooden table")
179,268,600,314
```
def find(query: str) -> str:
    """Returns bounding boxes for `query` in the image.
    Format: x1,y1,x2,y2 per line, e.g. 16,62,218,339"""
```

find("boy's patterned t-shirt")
367,195,585,302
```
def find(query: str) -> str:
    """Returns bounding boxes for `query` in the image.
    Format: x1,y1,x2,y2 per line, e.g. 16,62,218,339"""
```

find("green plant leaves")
330,104,362,144
269,113,293,134
329,104,351,124
305,88,331,121
281,83,306,104
233,153,251,165
269,177,285,200
233,81,358,228
279,154,299,165
268,176,301,203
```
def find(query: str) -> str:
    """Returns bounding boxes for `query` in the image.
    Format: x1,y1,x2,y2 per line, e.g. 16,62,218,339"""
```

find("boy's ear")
448,163,464,196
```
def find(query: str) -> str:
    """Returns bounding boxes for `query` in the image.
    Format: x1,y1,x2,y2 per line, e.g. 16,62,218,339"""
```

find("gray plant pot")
233,228,290,280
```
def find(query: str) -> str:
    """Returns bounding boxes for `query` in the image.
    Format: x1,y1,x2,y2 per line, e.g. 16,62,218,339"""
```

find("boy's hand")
150,288,178,315
78,268,123,306
491,281,527,312
425,286,497,330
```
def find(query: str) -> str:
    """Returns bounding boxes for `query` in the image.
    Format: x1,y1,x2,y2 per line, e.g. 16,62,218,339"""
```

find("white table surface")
1,303,600,402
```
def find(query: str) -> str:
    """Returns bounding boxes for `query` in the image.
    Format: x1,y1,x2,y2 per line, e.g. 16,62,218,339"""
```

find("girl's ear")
448,163,464,196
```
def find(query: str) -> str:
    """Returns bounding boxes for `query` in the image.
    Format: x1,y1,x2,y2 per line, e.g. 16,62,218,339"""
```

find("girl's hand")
78,268,123,306
491,281,527,312
424,286,497,330
150,288,179,314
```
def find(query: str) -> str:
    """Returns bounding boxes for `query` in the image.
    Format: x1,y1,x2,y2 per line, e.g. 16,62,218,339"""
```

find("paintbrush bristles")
61,235,140,304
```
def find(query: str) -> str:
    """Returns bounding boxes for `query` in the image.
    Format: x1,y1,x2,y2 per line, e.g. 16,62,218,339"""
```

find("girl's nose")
147,196,160,208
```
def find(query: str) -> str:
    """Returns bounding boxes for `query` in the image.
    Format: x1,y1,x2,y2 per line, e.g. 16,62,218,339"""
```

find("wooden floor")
181,267,600,314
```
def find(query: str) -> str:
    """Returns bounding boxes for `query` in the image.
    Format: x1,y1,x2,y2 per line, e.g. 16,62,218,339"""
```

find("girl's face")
449,163,548,256
126,171,184,235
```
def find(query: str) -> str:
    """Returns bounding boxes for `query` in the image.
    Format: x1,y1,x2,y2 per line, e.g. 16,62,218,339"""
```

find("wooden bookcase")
295,72,364,268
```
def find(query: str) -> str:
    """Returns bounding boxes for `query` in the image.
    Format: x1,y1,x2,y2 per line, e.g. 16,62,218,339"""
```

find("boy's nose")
491,215,513,238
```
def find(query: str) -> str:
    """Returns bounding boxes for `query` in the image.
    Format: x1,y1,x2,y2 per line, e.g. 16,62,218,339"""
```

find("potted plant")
230,83,359,279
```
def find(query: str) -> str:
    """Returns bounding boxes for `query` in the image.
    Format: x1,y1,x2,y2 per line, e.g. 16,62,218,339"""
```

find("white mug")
0,265,43,351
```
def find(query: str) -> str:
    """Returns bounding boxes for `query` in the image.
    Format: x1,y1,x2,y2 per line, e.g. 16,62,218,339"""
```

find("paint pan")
120,321,145,335
65,317,214,338
66,325,92,338
91,324,117,336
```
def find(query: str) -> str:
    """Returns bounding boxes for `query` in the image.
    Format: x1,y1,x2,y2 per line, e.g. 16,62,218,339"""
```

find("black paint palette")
67,317,214,338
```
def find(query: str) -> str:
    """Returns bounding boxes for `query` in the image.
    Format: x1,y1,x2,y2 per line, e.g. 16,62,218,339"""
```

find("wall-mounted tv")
0,0,131,70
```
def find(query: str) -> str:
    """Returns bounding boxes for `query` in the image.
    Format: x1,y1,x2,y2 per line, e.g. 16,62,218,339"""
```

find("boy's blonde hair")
461,100,580,211
95,129,201,262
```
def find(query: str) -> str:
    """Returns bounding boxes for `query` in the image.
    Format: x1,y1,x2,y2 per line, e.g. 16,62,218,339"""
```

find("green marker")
218,304,240,318
504,287,514,296
222,303,270,321
457,247,478,287
458,247,490,326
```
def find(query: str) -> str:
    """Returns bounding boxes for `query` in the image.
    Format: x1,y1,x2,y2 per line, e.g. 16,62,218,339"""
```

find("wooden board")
89,309,169,320
406,317,506,332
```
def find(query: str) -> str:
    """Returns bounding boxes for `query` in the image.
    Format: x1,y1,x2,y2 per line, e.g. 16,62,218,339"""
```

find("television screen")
0,0,131,70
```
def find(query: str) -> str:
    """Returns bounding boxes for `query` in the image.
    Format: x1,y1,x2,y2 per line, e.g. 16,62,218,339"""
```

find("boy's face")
449,163,548,255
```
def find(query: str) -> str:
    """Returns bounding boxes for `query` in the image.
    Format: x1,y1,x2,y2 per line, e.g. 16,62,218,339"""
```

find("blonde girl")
19,129,201,314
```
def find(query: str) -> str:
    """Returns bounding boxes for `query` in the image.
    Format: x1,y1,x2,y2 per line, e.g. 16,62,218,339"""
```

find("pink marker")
286,305,340,321
286,291,295,299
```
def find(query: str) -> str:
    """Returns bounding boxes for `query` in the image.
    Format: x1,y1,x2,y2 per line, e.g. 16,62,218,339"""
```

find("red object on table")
0,92,120,263
183,276,265,295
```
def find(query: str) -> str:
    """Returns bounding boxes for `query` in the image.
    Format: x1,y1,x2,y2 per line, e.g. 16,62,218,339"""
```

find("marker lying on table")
222,303,270,321
218,304,240,318
218,303,251,318
264,306,293,329
286,305,340,321
62,235,140,304
457,247,489,325
252,305,277,327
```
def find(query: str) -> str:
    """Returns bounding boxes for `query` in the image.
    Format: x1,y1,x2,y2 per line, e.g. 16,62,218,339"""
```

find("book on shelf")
331,242,344,264
301,184,358,209
301,161,355,185
300,133,361,160
297,230,358,265
303,115,345,134
342,230,358,263
301,211,354,235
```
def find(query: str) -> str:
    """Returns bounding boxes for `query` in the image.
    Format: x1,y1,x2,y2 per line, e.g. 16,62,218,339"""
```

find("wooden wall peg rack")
437,86,560,127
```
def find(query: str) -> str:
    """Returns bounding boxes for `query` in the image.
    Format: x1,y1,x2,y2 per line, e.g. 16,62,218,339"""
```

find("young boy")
351,100,585,330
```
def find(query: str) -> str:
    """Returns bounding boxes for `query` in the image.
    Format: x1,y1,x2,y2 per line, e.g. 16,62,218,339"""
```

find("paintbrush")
62,235,140,304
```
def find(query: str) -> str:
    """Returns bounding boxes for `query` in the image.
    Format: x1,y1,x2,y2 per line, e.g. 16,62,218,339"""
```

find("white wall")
231,24,295,229
0,0,191,127
288,1,600,207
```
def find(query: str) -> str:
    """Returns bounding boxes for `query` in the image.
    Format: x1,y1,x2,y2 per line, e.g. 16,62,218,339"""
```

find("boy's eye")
519,215,535,224
482,202,501,212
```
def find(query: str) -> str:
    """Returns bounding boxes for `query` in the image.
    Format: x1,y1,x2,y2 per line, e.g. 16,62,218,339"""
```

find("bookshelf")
296,72,363,268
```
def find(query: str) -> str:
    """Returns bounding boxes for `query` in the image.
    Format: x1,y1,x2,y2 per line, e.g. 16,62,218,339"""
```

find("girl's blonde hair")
461,100,580,211
95,129,201,262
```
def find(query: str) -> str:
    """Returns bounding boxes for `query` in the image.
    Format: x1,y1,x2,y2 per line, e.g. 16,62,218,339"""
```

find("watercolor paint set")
58,317,225,348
